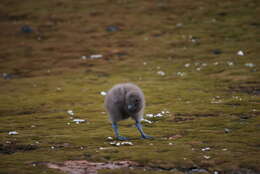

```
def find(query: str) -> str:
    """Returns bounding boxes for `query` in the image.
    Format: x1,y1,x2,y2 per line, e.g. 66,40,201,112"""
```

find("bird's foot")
116,136,129,141
141,134,153,139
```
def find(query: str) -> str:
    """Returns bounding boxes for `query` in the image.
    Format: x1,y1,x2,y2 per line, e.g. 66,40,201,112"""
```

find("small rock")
67,110,74,116
213,62,219,66
224,128,230,133
120,141,133,146
72,119,85,124
157,71,165,76
81,56,87,60
203,155,211,159
8,131,18,135
90,54,103,59
106,136,113,141
212,49,222,55
176,72,186,77
196,67,201,71
227,61,234,66
201,147,211,151
100,91,107,96
21,25,33,33
106,25,119,32
184,63,190,68
237,50,244,56
145,114,154,118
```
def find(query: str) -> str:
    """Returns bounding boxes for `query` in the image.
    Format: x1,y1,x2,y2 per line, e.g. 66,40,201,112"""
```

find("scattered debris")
141,118,153,124
203,155,211,159
224,128,230,133
201,147,211,151
157,71,165,76
90,54,103,59
8,131,18,135
106,136,113,141
67,110,74,116
56,87,62,92
227,61,234,66
72,119,86,124
196,67,201,71
100,91,107,96
110,141,133,146
244,63,255,68
237,50,245,56
213,62,219,66
81,56,87,60
145,110,169,118
184,63,190,68
176,72,186,77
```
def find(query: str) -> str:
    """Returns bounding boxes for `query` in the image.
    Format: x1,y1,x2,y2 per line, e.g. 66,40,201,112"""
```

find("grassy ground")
0,0,259,173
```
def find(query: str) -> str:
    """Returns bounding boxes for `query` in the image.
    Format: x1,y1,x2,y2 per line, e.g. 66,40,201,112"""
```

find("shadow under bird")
105,83,153,140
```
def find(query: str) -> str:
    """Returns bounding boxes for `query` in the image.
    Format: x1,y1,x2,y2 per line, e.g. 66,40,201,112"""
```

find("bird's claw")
116,136,129,141
141,134,153,139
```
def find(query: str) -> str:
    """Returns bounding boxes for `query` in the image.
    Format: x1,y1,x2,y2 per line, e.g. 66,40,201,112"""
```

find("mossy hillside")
0,0,259,173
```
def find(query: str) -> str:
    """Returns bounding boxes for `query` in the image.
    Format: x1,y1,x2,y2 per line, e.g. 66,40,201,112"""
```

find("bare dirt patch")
44,160,138,174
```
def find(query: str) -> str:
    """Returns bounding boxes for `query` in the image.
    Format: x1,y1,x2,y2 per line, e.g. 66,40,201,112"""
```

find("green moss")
0,0,259,173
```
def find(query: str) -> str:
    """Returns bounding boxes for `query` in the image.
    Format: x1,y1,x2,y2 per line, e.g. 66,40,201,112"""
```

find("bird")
105,83,153,140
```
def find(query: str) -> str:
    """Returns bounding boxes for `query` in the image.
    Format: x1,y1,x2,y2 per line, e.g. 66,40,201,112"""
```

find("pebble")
201,147,211,151
90,54,103,59
100,91,107,96
237,50,244,56
106,26,119,32
203,155,211,159
227,61,234,66
224,128,230,133
176,72,186,77
67,110,74,116
73,119,86,124
8,131,18,135
21,25,33,33
212,49,222,55
157,71,165,76
184,63,190,68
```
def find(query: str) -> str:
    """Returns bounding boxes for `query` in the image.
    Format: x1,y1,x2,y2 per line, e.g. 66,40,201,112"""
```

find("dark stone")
212,49,222,55
106,26,119,32
21,25,33,33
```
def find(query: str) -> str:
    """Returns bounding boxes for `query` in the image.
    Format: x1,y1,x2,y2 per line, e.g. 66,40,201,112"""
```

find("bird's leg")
135,121,153,139
112,122,128,141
